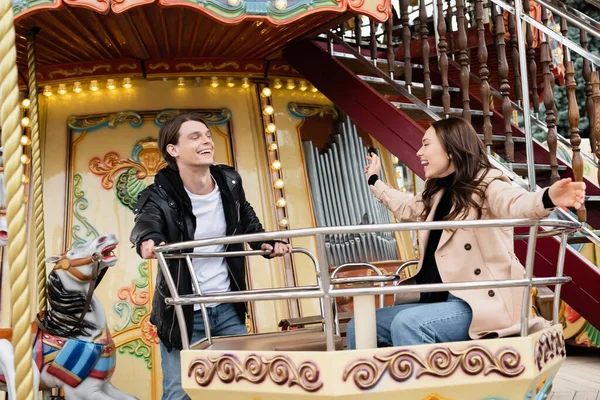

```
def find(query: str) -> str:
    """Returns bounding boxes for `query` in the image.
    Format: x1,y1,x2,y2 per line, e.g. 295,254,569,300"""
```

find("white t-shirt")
185,180,230,309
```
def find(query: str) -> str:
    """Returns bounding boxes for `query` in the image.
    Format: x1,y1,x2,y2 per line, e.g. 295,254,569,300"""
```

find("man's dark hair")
158,112,210,170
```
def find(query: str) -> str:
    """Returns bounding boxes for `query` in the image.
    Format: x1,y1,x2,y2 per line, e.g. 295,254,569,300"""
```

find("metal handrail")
331,262,387,308
491,0,600,66
156,219,579,252
155,218,578,351
169,247,324,347
535,0,600,41
168,276,571,305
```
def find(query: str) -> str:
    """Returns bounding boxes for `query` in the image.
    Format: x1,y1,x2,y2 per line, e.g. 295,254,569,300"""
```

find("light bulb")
261,87,272,97
123,78,132,88
90,80,99,91
299,80,308,91
21,135,31,146
271,160,281,170
43,86,52,97
241,77,250,89
276,198,287,208
106,79,116,90
226,77,235,87
21,98,30,108
73,81,82,93
273,79,282,89
57,84,67,95
273,179,284,189
286,79,295,90
210,77,219,88
20,154,31,165
21,117,30,127
177,77,185,87
263,105,274,116
268,143,278,152
278,218,289,227
266,123,277,133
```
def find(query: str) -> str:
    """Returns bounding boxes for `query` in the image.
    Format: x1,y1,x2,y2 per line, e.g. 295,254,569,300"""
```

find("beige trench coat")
370,169,552,339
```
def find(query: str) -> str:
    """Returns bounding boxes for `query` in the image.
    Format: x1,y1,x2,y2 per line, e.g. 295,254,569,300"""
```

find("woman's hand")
548,178,586,209
364,152,381,178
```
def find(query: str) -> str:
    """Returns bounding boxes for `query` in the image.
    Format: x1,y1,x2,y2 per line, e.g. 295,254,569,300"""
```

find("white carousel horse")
0,234,138,400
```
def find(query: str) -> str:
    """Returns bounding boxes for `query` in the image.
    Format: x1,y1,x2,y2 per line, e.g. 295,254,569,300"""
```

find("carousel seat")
191,327,343,351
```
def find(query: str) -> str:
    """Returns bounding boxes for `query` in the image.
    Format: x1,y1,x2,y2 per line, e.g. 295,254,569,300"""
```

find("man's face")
168,120,215,168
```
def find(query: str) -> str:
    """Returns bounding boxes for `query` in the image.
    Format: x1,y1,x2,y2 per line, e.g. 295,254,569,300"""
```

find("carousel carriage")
152,218,577,400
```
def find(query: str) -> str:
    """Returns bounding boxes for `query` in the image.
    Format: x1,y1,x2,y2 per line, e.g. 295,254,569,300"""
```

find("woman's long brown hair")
419,117,499,221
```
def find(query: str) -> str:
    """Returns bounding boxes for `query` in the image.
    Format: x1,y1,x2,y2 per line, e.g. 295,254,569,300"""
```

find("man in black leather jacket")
130,112,291,400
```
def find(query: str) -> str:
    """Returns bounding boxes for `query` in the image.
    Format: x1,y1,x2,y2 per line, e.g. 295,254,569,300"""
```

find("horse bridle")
37,252,103,335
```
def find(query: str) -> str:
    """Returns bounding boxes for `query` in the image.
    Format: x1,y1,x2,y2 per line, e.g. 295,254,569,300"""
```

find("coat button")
488,290,495,297
474,268,481,275
464,243,472,251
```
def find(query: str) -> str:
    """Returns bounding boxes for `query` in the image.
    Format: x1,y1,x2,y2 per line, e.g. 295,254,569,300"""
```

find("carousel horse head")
42,234,119,338
46,233,119,280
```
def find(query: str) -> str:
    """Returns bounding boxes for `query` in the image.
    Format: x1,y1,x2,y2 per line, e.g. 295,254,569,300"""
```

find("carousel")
0,0,598,397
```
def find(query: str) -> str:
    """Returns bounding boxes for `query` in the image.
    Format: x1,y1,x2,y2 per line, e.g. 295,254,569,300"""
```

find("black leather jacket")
129,165,276,351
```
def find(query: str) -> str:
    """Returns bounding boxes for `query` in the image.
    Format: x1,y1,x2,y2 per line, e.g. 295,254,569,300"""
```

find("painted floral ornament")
274,0,287,10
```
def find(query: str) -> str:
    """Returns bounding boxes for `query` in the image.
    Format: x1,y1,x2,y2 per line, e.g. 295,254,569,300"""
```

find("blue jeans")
160,303,248,400
346,294,472,349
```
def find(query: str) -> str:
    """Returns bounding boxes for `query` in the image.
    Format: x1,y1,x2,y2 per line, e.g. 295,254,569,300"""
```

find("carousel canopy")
13,0,391,85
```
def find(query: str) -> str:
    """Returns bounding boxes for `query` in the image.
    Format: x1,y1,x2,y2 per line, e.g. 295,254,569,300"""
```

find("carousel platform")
550,347,600,400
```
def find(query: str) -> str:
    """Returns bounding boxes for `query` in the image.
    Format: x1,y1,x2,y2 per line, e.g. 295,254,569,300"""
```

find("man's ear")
166,143,178,158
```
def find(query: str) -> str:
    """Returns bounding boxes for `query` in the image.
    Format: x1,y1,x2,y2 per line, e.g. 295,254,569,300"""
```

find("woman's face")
416,126,456,179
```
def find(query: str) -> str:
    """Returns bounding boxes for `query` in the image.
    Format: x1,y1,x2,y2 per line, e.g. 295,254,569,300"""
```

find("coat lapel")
428,188,457,253
418,190,444,255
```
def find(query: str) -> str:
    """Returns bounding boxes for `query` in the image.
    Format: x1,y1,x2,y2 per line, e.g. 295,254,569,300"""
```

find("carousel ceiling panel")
14,4,346,71
13,0,391,25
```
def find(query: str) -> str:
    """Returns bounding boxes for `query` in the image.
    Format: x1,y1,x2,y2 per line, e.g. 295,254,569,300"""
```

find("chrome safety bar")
155,218,579,351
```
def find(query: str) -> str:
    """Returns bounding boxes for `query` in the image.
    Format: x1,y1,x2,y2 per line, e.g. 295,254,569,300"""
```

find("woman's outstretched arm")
366,153,424,222
485,170,586,219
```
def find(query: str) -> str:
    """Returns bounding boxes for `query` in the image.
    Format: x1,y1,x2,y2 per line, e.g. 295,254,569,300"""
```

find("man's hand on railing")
261,242,293,258
141,238,166,259
548,178,586,210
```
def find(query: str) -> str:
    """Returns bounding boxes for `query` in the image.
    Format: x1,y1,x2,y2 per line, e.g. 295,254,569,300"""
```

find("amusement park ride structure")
0,0,598,397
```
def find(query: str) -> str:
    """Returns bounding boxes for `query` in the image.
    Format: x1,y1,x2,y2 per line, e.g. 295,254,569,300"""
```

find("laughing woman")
346,117,585,349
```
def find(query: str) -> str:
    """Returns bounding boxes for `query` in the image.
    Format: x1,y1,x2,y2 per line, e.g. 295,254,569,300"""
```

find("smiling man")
129,112,292,399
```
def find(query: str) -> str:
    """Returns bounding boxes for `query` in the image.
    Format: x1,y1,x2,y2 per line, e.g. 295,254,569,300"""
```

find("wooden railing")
331,0,600,223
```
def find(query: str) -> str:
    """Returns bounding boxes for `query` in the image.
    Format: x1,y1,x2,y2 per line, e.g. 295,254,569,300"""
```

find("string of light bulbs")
258,83,289,229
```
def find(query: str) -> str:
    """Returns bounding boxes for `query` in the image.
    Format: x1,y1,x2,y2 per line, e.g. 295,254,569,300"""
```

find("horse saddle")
42,329,116,388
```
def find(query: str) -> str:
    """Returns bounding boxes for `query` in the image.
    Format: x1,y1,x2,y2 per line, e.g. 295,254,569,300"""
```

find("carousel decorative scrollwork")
89,137,167,209
288,102,339,120
154,108,232,127
343,345,526,390
534,329,566,371
71,173,100,248
174,61,240,71
188,354,323,392
67,111,143,132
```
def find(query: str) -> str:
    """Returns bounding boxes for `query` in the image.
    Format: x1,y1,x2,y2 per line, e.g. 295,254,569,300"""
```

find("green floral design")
116,168,147,210
71,173,100,248
118,339,152,369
